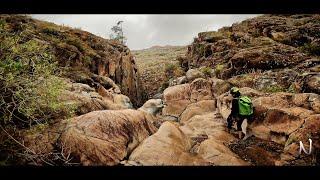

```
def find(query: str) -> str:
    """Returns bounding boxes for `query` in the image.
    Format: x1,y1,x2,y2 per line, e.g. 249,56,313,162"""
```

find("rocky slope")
0,14,144,107
1,14,319,166
179,14,320,94
0,15,144,165
138,14,319,165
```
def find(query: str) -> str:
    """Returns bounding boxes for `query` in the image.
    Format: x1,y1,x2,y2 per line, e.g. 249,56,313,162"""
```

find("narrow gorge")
0,14,319,166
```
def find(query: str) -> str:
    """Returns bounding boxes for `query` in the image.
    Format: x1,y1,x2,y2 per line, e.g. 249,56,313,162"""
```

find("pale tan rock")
186,69,205,82
197,139,249,165
180,100,216,123
60,109,157,166
162,84,191,117
129,121,209,165
190,78,214,102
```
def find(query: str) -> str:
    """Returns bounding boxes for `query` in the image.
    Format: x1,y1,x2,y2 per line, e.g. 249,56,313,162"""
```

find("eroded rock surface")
60,109,157,165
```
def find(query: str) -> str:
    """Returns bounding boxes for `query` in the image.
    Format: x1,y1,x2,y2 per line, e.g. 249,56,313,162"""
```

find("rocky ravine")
41,76,319,166
60,14,319,166
2,15,319,166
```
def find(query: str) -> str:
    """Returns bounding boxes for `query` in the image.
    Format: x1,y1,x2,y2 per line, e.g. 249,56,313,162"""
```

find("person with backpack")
227,87,254,139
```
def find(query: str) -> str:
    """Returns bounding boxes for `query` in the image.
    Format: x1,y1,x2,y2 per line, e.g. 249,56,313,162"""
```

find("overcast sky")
32,15,259,50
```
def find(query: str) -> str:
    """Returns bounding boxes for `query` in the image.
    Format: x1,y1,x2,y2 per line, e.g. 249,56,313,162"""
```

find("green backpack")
238,96,253,116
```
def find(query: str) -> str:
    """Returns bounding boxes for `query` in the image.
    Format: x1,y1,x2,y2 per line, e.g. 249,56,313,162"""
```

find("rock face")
252,93,316,144
59,79,133,115
162,78,214,118
58,30,144,107
60,109,156,165
182,14,320,94
129,78,248,166
59,98,166,165
129,121,209,165
0,15,144,107
278,114,320,165
23,98,165,166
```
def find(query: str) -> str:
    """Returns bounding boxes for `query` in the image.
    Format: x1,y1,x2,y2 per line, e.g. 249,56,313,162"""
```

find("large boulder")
23,97,165,166
59,82,109,115
186,69,205,82
162,84,191,117
162,78,214,118
277,115,320,165
129,121,209,165
138,99,164,116
60,109,157,165
168,76,188,87
189,78,214,102
180,100,216,123
292,93,320,113
96,84,133,110
180,112,248,165
252,92,319,145
197,139,249,165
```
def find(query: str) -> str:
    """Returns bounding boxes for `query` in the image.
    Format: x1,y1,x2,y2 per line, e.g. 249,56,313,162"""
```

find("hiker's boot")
243,131,253,140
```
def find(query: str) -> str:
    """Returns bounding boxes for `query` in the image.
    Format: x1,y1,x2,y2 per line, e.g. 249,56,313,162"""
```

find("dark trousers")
227,114,253,131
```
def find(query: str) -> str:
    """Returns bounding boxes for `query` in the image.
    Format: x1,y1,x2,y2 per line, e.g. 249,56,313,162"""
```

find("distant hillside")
132,45,186,98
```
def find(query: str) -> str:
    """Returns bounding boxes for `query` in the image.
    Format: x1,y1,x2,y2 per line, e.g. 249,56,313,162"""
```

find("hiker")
226,87,254,139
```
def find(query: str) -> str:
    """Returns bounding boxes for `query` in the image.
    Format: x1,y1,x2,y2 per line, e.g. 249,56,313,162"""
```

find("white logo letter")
299,139,312,155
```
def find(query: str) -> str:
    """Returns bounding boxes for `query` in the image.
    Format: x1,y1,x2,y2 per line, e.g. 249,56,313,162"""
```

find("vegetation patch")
214,64,225,77
260,84,286,93
301,42,320,56
200,67,213,78
0,34,75,128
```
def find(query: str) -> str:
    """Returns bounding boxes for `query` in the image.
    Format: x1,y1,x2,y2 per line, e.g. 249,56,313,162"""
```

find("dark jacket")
230,91,240,116
230,98,239,117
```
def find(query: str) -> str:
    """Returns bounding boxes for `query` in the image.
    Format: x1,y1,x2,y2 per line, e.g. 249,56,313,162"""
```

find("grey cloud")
31,14,259,50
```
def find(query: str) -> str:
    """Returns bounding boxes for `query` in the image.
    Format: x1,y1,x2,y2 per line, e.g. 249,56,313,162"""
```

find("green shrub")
165,63,177,77
287,83,297,93
0,36,74,127
301,42,320,56
83,55,92,65
0,19,7,31
261,84,285,93
42,27,60,36
201,67,212,77
65,36,86,52
197,44,206,57
160,81,169,92
214,64,225,76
